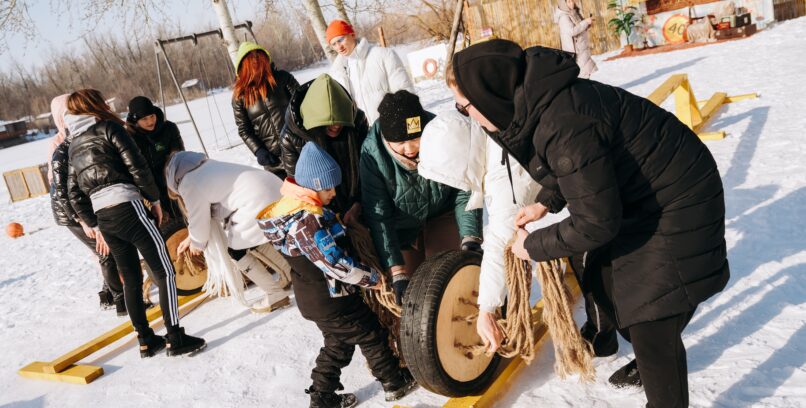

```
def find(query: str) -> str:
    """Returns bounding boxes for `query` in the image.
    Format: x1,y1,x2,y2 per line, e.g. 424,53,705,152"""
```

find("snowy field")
2,18,806,407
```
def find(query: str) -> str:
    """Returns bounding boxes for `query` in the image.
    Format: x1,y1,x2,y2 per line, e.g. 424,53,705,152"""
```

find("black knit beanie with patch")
377,90,431,142
451,39,525,131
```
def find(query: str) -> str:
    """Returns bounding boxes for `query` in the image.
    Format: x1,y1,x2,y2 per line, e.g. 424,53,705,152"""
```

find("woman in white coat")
166,151,292,312
326,19,415,124
418,111,540,351
555,0,598,79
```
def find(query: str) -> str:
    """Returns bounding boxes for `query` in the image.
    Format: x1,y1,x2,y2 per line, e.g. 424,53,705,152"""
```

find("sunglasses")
455,101,472,116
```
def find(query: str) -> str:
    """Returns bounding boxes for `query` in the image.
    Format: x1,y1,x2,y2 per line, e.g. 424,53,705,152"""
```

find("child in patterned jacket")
257,142,416,408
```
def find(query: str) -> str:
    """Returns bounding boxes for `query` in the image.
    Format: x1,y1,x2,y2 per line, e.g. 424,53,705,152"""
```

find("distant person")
359,91,483,304
555,0,598,78
280,73,367,222
165,151,292,313
66,89,206,358
259,142,417,408
326,19,414,124
232,41,300,177
49,93,124,314
126,96,185,223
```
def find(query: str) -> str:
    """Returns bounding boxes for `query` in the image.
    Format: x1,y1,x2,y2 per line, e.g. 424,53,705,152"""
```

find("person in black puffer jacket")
448,41,729,407
126,96,185,223
280,73,369,221
66,89,205,359
48,94,124,313
232,42,299,178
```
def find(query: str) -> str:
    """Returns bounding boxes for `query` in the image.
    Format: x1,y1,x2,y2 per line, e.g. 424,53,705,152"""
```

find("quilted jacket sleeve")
107,122,160,203
360,144,404,270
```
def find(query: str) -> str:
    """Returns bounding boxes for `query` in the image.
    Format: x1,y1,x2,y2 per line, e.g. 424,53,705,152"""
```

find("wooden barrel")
400,250,501,397
143,221,207,297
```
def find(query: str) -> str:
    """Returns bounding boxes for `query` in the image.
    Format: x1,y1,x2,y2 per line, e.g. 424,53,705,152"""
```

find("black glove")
255,148,279,167
461,240,483,254
391,274,410,306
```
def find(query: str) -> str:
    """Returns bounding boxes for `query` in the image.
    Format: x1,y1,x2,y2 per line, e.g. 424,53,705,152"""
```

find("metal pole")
156,40,209,156
446,0,465,63
155,44,166,116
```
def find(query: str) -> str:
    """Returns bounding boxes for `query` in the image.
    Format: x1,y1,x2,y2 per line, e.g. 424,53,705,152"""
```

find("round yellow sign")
663,14,690,44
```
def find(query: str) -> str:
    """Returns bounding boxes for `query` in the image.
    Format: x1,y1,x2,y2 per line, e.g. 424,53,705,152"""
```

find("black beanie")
377,90,431,142
452,39,524,131
127,96,158,123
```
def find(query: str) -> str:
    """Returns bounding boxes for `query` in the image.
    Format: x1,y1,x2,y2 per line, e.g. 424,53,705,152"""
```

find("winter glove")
461,237,483,255
391,274,410,306
255,148,279,167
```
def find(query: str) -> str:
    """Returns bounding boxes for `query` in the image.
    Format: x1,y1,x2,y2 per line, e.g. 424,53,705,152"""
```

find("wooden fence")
463,0,622,55
773,0,806,21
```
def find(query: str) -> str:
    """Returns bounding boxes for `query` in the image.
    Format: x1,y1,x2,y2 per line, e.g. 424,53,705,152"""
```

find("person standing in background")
555,0,598,79
326,19,414,124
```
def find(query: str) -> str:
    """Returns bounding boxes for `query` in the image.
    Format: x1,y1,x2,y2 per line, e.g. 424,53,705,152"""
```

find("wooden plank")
698,131,727,141
19,362,104,385
443,270,581,408
3,170,30,202
696,92,728,132
674,79,704,130
45,292,204,373
647,74,686,105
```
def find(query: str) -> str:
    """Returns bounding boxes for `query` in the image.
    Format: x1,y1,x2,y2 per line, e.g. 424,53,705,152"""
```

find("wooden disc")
435,264,494,382
164,228,208,292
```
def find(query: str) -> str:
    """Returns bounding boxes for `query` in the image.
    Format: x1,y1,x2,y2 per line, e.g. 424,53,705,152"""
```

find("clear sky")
0,0,267,74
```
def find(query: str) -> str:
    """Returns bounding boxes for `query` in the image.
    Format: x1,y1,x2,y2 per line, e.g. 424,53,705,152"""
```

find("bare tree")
333,0,351,24
302,0,334,61
0,0,36,53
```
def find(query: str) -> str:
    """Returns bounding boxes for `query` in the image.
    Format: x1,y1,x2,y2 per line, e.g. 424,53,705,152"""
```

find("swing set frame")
154,21,258,155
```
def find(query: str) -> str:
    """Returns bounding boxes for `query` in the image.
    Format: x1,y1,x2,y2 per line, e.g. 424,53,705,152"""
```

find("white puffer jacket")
329,38,414,124
419,111,540,312
179,159,283,251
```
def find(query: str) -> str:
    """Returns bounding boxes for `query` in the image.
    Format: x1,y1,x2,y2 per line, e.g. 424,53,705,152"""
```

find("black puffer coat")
68,120,160,227
50,140,79,226
280,80,369,215
128,107,185,216
232,68,299,175
465,45,730,328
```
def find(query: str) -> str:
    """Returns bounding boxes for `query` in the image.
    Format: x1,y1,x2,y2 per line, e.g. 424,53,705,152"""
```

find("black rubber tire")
399,250,501,397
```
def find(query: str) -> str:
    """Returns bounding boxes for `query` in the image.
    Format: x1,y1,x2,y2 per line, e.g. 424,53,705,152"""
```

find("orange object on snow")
6,222,24,238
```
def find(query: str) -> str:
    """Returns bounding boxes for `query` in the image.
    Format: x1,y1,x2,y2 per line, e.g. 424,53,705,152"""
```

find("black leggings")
65,224,123,298
96,200,180,334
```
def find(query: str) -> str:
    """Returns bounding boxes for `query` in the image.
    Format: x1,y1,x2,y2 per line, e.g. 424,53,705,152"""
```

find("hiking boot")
306,388,357,408
98,289,114,310
165,327,206,357
138,329,166,358
114,296,127,317
609,359,642,388
382,368,418,402
580,321,618,357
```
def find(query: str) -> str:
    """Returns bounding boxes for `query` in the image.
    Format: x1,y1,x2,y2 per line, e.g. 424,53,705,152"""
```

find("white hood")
419,110,487,210
63,114,97,137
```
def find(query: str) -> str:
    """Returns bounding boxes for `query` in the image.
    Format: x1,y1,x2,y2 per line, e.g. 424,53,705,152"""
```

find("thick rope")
471,236,594,381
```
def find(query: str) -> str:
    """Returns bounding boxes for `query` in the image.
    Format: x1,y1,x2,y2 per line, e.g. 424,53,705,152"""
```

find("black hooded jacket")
127,107,185,213
50,139,79,226
454,42,729,327
68,120,160,227
232,67,299,175
279,80,369,215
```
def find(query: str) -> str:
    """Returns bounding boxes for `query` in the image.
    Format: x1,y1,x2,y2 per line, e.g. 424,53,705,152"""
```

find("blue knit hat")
295,142,342,191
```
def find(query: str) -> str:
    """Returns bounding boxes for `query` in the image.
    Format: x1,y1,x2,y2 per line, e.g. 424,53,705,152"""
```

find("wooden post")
377,26,387,48
446,0,466,63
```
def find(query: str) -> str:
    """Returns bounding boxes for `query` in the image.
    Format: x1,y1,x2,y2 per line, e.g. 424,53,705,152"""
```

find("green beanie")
300,74,356,130
235,41,271,74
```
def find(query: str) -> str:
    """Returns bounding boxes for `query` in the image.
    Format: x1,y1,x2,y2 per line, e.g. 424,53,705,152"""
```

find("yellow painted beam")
44,292,205,374
647,74,686,105
697,93,759,106
696,92,728,132
19,362,104,385
443,271,581,408
698,131,727,141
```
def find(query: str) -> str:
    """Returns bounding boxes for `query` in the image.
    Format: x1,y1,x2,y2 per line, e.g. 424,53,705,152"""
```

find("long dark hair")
66,89,126,127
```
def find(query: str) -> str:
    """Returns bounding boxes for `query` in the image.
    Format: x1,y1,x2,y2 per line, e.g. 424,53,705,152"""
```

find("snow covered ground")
2,18,806,407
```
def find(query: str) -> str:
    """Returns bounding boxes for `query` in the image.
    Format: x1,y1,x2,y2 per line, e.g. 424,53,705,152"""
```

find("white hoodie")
419,111,540,312
329,38,415,124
